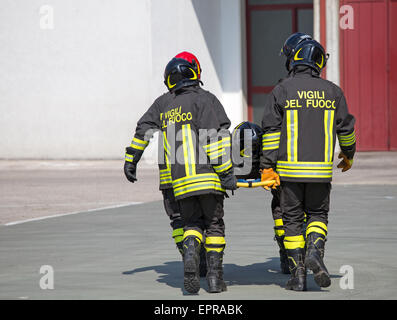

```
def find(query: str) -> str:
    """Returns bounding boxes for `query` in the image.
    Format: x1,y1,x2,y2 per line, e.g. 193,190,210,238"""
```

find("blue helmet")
280,32,312,71
288,39,328,74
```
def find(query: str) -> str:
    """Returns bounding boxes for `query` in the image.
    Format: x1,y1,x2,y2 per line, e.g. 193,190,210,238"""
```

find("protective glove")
124,161,137,183
337,152,353,172
260,168,280,190
218,171,238,190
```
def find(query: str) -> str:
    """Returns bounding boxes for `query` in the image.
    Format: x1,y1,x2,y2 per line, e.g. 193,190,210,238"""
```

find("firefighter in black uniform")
260,34,356,291
129,52,229,278
124,53,236,294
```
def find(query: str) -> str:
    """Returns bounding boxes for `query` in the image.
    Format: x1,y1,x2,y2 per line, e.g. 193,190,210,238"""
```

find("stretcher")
236,178,276,188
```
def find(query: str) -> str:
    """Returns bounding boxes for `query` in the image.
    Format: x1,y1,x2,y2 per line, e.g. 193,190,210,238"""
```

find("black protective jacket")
125,85,232,200
260,67,356,183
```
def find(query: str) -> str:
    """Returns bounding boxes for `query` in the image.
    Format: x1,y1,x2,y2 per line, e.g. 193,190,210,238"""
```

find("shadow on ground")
123,257,342,293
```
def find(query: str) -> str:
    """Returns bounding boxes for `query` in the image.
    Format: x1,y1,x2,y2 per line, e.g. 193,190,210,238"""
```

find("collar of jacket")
173,84,202,96
289,66,320,78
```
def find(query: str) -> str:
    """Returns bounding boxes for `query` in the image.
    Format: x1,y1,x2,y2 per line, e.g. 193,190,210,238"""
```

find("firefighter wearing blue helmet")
260,33,356,291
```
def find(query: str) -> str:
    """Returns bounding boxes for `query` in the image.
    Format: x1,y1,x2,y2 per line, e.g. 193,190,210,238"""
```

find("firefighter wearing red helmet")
124,51,235,294
260,34,356,291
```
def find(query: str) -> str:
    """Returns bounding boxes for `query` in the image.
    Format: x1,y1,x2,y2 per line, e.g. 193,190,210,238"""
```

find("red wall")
340,0,397,151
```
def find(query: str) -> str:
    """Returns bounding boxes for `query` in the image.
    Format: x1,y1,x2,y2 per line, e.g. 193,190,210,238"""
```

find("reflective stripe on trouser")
306,221,328,239
205,236,226,253
280,181,330,238
172,228,184,245
183,229,203,243
274,218,285,237
284,235,305,250
178,194,225,239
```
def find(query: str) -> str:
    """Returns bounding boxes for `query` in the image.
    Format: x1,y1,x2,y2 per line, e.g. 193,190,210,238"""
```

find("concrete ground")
0,152,396,299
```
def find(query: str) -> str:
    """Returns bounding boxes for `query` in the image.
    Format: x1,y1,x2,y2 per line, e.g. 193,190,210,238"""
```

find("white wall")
0,0,245,159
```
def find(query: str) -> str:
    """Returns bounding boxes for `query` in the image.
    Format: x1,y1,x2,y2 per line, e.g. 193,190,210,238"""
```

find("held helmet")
164,51,202,92
289,39,328,74
280,32,312,71
232,121,263,179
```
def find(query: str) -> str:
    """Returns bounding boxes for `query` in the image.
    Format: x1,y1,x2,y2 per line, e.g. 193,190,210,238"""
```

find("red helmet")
164,51,202,92
174,51,202,79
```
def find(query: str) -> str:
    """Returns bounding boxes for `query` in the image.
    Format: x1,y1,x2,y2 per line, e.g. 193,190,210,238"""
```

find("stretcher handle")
236,179,276,188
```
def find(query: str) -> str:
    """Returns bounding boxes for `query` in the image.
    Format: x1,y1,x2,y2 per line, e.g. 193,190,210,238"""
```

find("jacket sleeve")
260,86,285,169
335,91,356,159
197,94,233,175
125,99,161,164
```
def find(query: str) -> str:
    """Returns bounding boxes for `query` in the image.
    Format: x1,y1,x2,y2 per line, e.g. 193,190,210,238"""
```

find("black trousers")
162,189,184,230
271,188,282,221
178,194,225,237
280,181,331,237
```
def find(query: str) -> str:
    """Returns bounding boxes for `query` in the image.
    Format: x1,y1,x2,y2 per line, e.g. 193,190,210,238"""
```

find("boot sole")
184,273,200,294
306,257,331,288
184,258,200,294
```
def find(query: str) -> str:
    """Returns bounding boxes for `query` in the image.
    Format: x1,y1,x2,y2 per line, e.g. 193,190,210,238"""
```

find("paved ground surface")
0,152,396,299
1,152,396,225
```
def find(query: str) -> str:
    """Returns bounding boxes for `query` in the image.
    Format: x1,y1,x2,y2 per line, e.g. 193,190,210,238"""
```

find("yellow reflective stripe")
213,159,232,173
174,183,225,197
131,137,149,150
338,131,356,146
205,236,226,252
284,242,305,249
203,136,231,151
162,132,171,170
206,236,226,245
286,110,298,162
307,221,328,232
275,229,285,237
262,132,281,140
285,235,304,242
306,226,327,237
274,219,283,227
182,125,191,176
187,124,196,175
324,110,335,162
160,173,171,177
132,137,149,146
277,169,332,178
174,236,183,244
284,235,305,249
172,228,184,238
277,161,333,170
174,181,224,193
125,154,134,162
172,173,219,188
208,147,226,159
205,247,224,252
182,124,196,176
263,141,280,150
339,131,355,140
183,230,203,242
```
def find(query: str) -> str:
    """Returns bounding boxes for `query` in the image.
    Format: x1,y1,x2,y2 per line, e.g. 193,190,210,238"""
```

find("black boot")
274,235,290,274
206,251,227,293
305,232,331,288
176,241,184,256
285,248,307,291
199,246,208,277
183,236,201,294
